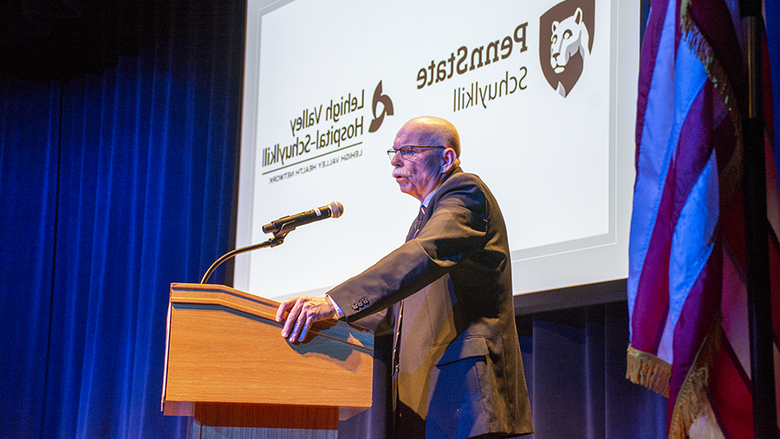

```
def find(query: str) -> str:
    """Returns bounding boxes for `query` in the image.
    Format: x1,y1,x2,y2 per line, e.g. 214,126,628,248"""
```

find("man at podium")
276,116,533,439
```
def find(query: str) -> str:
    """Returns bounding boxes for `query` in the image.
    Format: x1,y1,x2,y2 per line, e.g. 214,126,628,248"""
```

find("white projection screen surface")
234,0,639,301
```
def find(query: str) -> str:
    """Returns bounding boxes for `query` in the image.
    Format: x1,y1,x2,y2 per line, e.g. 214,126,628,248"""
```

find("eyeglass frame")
387,145,446,161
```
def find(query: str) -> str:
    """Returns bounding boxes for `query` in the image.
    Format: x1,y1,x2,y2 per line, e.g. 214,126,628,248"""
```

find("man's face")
390,122,444,202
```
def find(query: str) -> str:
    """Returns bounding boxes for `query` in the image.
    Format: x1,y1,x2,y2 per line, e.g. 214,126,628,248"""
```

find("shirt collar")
421,188,436,208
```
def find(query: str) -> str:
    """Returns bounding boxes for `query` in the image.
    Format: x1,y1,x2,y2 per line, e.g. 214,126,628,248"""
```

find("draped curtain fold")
0,78,62,439
0,1,243,437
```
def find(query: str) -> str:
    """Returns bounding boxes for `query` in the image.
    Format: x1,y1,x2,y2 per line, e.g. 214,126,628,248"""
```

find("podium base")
189,403,338,439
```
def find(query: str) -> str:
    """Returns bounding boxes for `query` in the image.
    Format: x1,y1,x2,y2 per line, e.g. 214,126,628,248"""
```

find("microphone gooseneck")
200,201,344,284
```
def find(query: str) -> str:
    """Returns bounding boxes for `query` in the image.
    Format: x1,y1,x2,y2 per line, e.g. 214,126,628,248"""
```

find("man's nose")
390,150,403,166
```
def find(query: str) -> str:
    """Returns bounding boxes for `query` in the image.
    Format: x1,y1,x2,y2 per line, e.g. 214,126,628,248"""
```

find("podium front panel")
162,283,374,413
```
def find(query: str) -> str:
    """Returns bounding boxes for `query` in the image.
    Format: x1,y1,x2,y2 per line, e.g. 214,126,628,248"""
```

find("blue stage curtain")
516,302,667,439
0,78,63,439
0,0,244,437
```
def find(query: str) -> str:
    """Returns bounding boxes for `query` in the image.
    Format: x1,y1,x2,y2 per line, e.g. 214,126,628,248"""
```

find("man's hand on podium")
276,296,337,343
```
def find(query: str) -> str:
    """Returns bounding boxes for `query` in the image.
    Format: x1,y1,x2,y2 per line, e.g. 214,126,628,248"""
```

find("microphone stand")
200,222,295,284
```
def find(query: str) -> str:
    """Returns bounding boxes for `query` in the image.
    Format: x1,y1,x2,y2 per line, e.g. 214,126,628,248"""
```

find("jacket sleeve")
327,173,492,323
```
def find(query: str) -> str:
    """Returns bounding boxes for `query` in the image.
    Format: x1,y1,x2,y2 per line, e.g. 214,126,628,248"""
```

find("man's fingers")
276,297,296,322
290,301,316,342
297,314,317,343
281,298,304,338
276,296,334,342
290,318,303,341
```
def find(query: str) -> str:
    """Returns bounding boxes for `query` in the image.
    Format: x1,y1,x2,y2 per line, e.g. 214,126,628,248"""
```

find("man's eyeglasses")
387,145,445,161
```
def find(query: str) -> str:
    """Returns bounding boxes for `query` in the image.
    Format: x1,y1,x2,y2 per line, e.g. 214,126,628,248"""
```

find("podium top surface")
170,282,373,351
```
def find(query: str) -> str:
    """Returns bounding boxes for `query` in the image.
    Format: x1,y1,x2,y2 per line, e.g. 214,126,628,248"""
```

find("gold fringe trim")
680,0,740,119
679,1,744,208
626,346,671,398
668,314,724,439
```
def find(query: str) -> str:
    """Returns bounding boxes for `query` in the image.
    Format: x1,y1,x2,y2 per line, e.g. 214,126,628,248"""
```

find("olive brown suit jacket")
328,169,533,438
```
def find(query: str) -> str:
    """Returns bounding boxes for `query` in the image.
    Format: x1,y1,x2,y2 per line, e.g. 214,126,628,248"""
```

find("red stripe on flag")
708,337,754,439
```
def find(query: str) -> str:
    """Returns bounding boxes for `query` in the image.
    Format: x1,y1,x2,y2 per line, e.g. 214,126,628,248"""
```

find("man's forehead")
394,125,440,146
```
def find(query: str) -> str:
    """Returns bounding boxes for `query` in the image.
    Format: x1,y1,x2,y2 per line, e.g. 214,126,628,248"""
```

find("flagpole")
741,0,777,437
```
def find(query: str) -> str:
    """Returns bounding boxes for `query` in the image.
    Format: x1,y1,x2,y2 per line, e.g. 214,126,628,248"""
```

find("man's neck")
420,171,453,207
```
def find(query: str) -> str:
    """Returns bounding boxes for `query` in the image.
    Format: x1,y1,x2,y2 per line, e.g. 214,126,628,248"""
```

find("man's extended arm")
277,172,494,341
328,172,492,321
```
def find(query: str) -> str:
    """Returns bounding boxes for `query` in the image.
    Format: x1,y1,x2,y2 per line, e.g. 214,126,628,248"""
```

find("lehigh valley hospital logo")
368,81,394,133
539,0,595,97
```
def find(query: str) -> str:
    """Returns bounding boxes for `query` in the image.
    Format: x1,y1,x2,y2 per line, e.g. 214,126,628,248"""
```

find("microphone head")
329,201,344,218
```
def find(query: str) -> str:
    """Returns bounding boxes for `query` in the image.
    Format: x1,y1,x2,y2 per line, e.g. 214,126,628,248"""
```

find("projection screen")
234,0,639,301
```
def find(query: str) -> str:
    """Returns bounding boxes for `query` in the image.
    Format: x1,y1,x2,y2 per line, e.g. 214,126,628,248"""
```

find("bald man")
276,117,533,439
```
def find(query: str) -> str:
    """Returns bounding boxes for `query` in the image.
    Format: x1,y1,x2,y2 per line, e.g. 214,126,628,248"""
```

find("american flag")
625,0,779,437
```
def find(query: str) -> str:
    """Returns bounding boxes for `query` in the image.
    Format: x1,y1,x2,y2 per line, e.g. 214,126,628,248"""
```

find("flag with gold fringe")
626,0,779,437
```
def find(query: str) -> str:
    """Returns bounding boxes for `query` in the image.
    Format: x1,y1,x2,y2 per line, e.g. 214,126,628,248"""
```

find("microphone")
261,201,344,234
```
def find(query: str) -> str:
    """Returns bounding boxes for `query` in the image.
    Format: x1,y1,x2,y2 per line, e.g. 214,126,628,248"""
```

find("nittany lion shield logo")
539,0,595,97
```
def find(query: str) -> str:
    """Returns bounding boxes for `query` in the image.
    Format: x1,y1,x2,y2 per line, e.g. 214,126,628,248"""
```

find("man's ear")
441,148,457,173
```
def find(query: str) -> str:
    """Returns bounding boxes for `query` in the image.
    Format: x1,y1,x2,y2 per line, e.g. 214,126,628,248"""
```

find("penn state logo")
539,0,595,97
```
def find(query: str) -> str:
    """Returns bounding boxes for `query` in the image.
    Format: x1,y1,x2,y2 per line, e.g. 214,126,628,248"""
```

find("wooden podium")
161,283,374,439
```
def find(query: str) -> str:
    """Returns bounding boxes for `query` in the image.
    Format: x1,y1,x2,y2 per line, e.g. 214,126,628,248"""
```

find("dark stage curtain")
0,1,244,437
516,302,668,439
